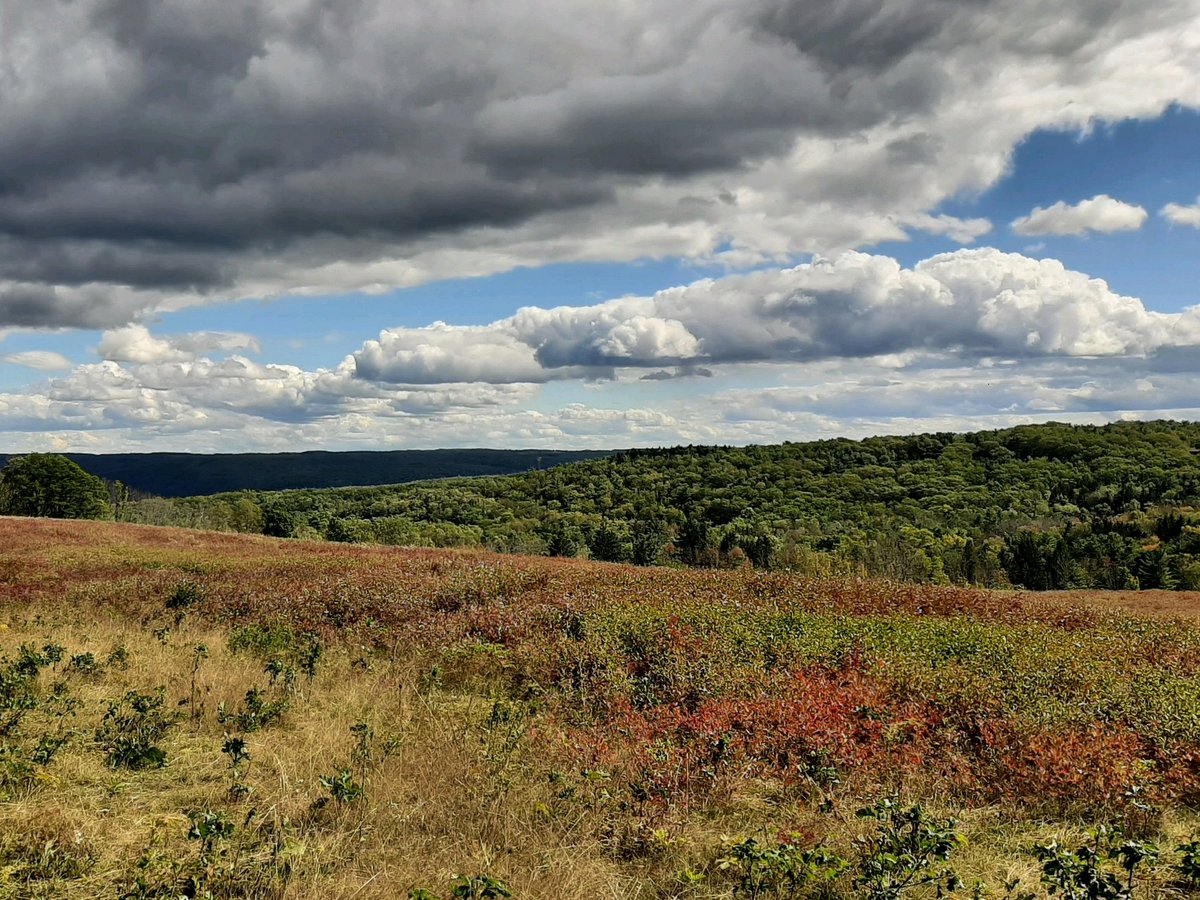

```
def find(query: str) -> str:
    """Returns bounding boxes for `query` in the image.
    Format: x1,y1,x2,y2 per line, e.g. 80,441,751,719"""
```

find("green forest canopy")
123,420,1200,591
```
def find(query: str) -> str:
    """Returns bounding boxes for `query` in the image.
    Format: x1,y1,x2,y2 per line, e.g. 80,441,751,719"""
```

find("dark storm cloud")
640,367,714,381
756,0,955,72
0,0,960,325
0,284,140,329
0,0,1195,329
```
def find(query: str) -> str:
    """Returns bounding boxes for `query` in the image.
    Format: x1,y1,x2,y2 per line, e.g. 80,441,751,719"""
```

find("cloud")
0,0,1197,326
898,213,993,244
1,350,73,371
1,249,1196,452
351,249,1200,385
1162,199,1200,227
641,366,714,381
1010,195,1149,236
3,351,1198,454
95,324,261,363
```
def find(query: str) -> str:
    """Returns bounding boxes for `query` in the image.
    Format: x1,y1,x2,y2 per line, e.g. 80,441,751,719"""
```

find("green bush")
95,689,175,769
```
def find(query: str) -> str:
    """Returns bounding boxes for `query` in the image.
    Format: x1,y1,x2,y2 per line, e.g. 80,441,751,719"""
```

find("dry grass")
0,611,628,898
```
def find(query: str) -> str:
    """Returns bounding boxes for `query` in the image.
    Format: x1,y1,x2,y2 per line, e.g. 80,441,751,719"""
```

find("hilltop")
127,420,1200,592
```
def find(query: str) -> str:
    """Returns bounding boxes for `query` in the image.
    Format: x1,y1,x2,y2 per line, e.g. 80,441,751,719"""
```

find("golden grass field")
3,517,1200,899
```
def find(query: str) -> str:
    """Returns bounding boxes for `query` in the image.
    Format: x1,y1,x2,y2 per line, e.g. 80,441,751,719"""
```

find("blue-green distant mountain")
0,449,612,497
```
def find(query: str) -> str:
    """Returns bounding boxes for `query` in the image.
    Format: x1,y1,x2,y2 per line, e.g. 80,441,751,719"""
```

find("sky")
1,0,1200,453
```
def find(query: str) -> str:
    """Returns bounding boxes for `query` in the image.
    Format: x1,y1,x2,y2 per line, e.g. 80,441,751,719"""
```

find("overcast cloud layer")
2,0,1200,330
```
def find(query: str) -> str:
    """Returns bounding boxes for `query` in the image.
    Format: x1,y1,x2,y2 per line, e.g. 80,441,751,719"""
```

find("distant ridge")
0,449,613,497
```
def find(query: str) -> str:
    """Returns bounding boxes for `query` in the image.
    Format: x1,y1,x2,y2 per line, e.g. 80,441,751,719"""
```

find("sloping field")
2,517,1200,898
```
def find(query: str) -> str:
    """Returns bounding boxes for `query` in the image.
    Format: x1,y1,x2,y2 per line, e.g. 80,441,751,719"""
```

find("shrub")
449,874,513,899
165,579,204,612
217,687,288,733
718,834,847,898
1033,828,1160,900
854,798,964,900
95,689,175,769
319,767,364,804
1177,839,1200,890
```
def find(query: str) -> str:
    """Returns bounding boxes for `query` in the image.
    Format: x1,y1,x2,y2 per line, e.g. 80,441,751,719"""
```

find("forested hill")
133,420,1200,591
0,449,611,497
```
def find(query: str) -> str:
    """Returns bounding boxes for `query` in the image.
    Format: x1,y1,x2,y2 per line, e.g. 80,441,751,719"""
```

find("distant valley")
0,448,612,498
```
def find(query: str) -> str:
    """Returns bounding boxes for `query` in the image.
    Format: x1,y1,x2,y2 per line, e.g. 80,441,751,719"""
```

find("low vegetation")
3,517,1200,897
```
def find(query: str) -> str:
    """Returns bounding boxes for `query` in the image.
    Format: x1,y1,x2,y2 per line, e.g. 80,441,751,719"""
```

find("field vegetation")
3,517,1200,898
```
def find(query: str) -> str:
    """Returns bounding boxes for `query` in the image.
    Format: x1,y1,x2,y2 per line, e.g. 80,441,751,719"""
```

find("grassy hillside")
2,518,1200,898
132,420,1200,592
0,449,611,498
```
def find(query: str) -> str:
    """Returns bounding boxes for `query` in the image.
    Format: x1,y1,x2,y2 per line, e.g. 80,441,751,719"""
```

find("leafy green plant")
188,642,208,721
1109,837,1159,894
1033,827,1160,900
854,798,964,900
217,686,288,732
166,579,204,612
298,634,323,682
350,719,374,769
718,834,847,898
319,767,364,804
1034,842,1124,900
106,644,130,669
228,622,297,657
67,652,102,676
0,650,43,737
30,731,69,766
41,642,65,666
122,810,294,900
264,657,297,691
95,688,175,769
222,734,249,767
15,642,50,677
223,734,251,800
1177,839,1200,890
187,809,234,854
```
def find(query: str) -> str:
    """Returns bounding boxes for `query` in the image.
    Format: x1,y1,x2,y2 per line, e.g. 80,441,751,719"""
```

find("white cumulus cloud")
1162,199,1200,227
1010,195,1149,236
350,249,1200,385
96,325,261,364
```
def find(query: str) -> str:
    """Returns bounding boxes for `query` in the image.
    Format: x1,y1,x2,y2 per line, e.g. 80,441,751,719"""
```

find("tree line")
101,419,1200,591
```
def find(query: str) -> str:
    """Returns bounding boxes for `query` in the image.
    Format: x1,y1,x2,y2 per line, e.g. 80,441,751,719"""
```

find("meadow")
3,517,1200,898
